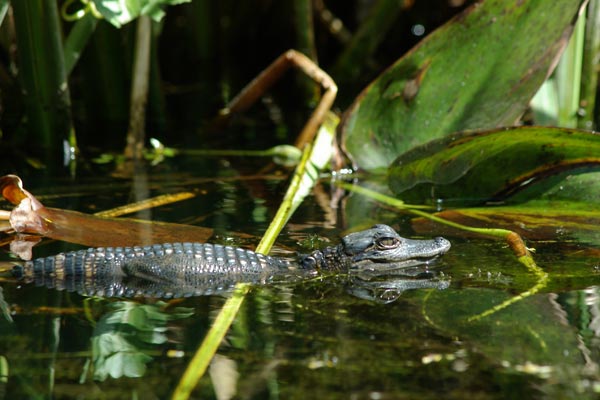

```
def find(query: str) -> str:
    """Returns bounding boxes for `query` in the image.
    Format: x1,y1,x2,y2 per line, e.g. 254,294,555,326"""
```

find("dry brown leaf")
0,175,213,247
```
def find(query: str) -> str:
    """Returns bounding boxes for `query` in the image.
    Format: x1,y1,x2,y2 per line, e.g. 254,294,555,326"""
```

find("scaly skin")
13,225,451,298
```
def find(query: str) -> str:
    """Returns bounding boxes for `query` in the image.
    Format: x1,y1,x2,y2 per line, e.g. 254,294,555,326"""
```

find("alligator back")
13,242,297,298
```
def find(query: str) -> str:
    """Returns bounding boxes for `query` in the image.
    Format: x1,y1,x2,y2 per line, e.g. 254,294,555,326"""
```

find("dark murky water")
1,158,600,399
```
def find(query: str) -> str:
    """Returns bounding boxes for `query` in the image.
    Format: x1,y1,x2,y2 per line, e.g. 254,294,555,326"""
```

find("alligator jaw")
350,253,445,274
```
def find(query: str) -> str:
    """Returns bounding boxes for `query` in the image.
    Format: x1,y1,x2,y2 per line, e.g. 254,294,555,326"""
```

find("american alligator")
12,224,450,298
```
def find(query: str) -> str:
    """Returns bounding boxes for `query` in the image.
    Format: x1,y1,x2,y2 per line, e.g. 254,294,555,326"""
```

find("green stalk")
182,0,218,121
173,145,301,160
0,356,7,384
256,142,314,251
171,116,337,400
171,146,313,400
332,0,405,83
124,16,152,159
337,183,548,321
78,21,129,146
528,6,585,127
63,13,98,76
11,0,76,168
0,0,9,26
170,283,250,400
293,0,316,60
337,183,515,240
189,0,215,63
147,21,167,134
556,7,585,128
292,0,319,104
579,0,600,130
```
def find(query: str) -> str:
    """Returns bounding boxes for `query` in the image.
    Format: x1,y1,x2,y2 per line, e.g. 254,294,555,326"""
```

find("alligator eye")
376,236,400,249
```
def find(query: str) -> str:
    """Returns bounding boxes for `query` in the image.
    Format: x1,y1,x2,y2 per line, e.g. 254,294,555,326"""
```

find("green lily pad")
340,0,586,172
387,127,600,202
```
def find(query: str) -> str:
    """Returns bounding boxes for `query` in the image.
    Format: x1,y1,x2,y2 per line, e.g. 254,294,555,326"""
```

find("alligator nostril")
435,237,451,249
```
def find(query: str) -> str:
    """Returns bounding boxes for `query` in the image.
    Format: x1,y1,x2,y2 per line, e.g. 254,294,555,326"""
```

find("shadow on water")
1,160,600,399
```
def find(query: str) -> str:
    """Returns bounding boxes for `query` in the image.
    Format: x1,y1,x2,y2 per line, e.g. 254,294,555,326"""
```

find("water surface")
1,159,599,399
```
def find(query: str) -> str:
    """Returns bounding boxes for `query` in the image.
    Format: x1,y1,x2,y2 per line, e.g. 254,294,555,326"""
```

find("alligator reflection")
347,271,450,304
39,271,449,381
18,261,449,303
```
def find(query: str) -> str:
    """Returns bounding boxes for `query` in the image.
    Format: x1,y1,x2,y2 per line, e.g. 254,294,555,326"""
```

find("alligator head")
341,224,450,272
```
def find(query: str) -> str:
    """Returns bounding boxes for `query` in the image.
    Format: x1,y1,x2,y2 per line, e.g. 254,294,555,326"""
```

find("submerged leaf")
0,175,212,248
340,0,587,171
387,127,600,202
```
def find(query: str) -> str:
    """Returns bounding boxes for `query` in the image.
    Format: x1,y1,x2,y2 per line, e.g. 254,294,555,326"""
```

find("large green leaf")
387,126,600,202
340,0,587,171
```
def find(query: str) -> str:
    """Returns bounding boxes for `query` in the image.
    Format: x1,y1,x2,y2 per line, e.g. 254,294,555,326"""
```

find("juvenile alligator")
12,224,450,298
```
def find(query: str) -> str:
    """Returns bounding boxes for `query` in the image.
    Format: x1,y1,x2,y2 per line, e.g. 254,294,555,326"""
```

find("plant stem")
337,182,549,321
292,0,319,104
332,0,406,83
580,0,600,130
211,50,337,149
64,13,98,76
556,7,585,128
124,16,152,159
0,0,9,25
171,125,334,399
12,0,76,169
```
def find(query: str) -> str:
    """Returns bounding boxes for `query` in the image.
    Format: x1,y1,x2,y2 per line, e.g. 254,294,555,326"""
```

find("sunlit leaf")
340,0,587,171
140,0,190,22
92,0,190,27
387,127,600,203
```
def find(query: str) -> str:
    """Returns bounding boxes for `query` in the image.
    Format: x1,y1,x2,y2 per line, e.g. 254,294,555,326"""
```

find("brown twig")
211,49,338,149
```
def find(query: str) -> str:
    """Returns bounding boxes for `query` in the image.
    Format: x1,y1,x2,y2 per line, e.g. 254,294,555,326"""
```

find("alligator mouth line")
350,255,444,273
407,255,441,263
365,252,444,263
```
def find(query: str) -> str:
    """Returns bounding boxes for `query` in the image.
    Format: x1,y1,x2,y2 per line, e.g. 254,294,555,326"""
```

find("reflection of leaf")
103,302,193,333
340,0,587,171
421,289,584,370
0,287,12,323
0,175,213,247
388,127,600,202
92,334,153,380
105,352,152,379
91,301,193,381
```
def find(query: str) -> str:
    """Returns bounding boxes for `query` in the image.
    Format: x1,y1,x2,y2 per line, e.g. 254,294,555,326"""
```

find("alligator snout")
433,237,452,255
